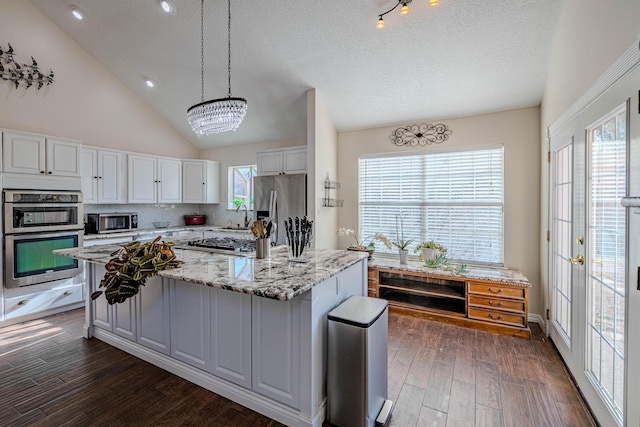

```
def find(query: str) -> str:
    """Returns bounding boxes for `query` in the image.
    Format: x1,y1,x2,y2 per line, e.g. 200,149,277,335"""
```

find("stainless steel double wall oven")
3,190,84,288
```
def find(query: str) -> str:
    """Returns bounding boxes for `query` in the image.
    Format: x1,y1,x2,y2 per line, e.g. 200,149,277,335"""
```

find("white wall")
307,89,338,249
338,107,542,316
0,0,198,159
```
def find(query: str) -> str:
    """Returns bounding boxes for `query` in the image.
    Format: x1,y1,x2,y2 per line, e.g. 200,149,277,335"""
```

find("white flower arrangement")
336,227,392,250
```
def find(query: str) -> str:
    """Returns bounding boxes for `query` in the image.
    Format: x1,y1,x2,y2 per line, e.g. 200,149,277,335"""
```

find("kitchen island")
55,243,368,427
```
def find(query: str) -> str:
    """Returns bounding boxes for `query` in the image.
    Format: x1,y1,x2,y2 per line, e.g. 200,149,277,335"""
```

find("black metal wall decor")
390,123,452,147
0,44,54,90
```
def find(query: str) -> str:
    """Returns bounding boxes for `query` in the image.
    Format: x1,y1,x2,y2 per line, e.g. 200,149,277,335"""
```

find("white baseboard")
93,328,324,427
528,313,545,328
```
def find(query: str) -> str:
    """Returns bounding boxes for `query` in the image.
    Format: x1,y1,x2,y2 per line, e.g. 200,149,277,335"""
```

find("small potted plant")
392,214,413,265
414,240,447,263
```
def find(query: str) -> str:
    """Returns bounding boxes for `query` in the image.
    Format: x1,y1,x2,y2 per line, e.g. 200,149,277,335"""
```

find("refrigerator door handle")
269,191,278,242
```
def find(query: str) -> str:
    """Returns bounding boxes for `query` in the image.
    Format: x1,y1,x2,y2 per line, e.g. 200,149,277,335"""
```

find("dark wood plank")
405,347,436,388
524,379,564,427
500,381,534,427
475,404,504,427
423,361,454,413
453,341,475,384
389,384,426,427
446,380,475,427
434,324,460,365
417,406,447,427
475,360,501,410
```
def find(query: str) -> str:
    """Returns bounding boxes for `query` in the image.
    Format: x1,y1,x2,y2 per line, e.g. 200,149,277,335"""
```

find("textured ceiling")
29,0,562,149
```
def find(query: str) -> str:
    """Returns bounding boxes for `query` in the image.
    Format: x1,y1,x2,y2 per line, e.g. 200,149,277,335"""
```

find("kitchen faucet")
235,203,250,228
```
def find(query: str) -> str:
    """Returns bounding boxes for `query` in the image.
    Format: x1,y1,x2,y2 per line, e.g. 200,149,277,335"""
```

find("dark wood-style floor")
0,309,596,427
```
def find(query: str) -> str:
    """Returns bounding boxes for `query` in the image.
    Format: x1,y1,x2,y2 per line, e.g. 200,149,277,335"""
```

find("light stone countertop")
369,257,530,287
83,225,253,241
55,241,369,301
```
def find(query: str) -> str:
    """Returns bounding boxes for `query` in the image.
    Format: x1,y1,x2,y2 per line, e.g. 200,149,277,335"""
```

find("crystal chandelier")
187,0,247,135
376,0,439,29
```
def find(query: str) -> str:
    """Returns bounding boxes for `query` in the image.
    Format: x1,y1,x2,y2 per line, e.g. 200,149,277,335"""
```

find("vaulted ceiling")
30,0,562,148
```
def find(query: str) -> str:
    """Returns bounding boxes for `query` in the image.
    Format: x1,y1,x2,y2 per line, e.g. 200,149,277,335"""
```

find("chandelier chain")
200,0,204,102
227,0,232,98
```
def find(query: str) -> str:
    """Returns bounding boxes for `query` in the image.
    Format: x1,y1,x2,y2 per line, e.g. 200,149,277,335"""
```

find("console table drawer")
468,282,525,299
468,295,525,313
468,307,526,327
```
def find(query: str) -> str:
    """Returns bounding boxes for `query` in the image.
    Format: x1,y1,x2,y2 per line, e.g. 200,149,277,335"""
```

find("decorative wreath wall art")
390,123,452,147
0,43,54,90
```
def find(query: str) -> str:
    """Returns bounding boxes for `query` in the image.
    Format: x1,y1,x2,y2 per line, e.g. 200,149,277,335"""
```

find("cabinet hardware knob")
570,255,584,265
488,313,503,320
63,290,73,296
18,299,29,306
488,288,502,294
94,176,98,179
40,171,45,174
98,176,102,179
48,171,52,174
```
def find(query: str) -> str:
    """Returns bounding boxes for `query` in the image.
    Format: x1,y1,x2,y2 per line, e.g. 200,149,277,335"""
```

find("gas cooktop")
178,237,256,257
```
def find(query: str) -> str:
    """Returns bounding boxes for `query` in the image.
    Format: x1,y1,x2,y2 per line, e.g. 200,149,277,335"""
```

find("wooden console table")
368,258,531,338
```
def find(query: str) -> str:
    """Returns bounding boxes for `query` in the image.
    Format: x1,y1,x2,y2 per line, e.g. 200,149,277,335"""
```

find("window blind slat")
359,147,504,264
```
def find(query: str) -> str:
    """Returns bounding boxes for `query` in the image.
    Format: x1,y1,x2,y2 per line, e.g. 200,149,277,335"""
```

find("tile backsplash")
84,203,252,229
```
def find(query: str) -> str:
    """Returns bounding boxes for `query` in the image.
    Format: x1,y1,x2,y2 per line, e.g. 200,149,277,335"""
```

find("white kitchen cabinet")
170,280,211,371
210,288,252,388
113,297,137,341
3,283,83,321
91,268,113,332
2,131,81,177
137,277,170,355
257,146,307,176
128,154,182,204
251,295,300,408
82,148,124,204
182,160,220,204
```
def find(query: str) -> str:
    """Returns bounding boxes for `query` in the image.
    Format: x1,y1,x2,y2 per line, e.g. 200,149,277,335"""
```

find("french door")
549,66,640,426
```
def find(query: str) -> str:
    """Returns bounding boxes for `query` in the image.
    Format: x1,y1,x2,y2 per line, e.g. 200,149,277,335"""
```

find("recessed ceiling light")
159,0,175,14
70,6,86,21
144,78,157,88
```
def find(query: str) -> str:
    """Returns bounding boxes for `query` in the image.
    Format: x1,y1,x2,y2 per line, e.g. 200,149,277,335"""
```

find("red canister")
184,215,206,225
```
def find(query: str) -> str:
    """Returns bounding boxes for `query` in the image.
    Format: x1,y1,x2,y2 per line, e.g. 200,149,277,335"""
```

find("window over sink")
228,165,257,210
359,146,504,265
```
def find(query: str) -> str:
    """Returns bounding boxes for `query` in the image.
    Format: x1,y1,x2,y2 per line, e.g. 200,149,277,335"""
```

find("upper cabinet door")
81,148,98,204
257,152,283,176
183,160,220,204
183,161,206,203
282,148,307,174
128,154,157,204
46,138,82,177
98,150,123,204
157,158,182,203
2,131,46,175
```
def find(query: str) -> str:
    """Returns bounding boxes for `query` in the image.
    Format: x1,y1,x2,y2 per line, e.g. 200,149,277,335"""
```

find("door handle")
570,255,584,265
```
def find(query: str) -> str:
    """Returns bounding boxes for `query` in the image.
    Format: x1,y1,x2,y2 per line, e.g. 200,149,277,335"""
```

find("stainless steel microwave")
86,213,138,234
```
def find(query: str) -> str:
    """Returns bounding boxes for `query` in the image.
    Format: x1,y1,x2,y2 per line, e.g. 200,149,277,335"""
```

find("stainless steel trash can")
327,295,393,427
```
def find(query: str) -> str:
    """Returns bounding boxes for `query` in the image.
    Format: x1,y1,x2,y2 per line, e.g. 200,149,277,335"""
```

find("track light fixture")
376,0,440,29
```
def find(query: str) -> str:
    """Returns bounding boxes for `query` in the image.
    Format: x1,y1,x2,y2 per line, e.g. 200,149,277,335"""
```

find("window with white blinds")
359,146,504,265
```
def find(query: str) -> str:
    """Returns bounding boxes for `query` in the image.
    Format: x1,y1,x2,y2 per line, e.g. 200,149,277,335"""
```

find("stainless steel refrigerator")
253,173,307,245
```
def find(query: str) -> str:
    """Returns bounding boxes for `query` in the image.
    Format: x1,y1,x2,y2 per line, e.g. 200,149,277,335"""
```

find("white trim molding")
529,313,546,329
548,41,640,138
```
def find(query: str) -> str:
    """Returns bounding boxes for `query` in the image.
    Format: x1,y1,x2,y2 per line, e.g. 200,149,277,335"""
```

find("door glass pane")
552,143,573,343
587,106,626,423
